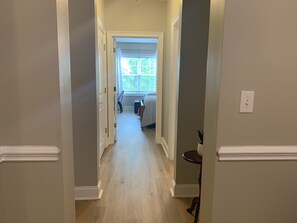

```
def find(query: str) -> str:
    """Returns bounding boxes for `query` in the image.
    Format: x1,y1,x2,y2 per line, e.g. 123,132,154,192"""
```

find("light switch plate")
240,91,255,113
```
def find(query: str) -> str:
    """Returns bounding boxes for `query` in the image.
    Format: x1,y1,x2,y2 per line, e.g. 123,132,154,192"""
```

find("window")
120,57,157,93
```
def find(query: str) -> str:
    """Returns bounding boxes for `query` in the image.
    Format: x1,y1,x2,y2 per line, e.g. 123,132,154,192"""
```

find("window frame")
120,56,157,94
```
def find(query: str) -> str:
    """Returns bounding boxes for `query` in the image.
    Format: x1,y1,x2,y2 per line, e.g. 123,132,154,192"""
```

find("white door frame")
168,14,181,160
96,18,107,159
95,17,107,186
106,31,164,145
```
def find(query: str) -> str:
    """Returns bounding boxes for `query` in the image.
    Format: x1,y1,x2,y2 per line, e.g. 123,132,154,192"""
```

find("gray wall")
212,161,297,223
201,0,297,222
0,1,61,146
175,0,210,184
69,0,99,187
1,163,65,223
0,0,73,222
0,167,4,220
217,0,297,146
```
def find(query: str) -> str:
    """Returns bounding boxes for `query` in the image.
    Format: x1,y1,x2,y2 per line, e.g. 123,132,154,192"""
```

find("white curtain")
116,48,123,94
120,49,157,58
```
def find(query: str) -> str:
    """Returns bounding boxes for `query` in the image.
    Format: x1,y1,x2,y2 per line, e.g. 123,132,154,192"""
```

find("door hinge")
113,39,116,53
104,44,106,51
114,123,117,128
104,87,107,93
114,86,116,92
105,127,107,133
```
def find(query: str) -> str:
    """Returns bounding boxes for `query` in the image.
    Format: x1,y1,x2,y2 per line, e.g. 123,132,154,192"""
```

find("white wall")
96,0,105,23
104,0,166,32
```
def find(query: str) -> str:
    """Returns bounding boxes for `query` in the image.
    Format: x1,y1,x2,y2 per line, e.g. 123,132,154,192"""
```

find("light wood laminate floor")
76,112,194,223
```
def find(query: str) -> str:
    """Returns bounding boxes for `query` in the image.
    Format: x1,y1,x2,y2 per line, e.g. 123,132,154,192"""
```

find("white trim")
107,31,164,145
95,16,108,172
75,181,103,200
0,146,60,163
218,146,297,161
56,1,76,221
170,179,199,198
169,179,176,197
172,13,180,27
168,13,181,161
97,17,105,34
161,137,169,159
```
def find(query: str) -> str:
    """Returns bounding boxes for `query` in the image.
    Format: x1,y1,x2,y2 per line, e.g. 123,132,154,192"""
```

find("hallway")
76,112,193,223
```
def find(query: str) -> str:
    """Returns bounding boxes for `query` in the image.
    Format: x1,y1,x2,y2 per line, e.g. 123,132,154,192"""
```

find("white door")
97,24,107,159
168,15,180,160
113,38,117,142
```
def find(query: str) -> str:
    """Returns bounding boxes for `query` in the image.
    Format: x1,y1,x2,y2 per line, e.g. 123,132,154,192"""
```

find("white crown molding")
218,146,297,161
0,146,60,163
170,179,199,198
75,181,103,200
161,137,169,159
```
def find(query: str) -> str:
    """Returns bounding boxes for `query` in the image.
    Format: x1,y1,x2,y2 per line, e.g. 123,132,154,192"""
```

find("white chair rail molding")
217,146,297,161
0,146,60,163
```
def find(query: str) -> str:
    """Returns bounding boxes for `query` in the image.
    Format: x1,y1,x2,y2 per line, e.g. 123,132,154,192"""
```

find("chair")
117,90,124,113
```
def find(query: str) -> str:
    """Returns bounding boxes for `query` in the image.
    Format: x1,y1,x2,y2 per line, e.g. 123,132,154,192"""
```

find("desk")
182,150,202,223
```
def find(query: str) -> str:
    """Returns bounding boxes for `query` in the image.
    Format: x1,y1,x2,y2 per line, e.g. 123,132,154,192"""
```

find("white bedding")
141,95,156,127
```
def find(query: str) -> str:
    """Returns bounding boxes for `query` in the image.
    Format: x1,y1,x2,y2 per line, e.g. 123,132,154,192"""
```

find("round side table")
182,150,202,223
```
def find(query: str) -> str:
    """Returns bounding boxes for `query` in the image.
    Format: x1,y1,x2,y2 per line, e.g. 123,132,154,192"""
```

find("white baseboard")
218,146,297,161
161,137,169,159
170,179,199,198
0,146,60,163
75,181,103,200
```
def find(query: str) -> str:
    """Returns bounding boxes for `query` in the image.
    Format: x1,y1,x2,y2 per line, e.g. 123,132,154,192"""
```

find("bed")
140,94,156,128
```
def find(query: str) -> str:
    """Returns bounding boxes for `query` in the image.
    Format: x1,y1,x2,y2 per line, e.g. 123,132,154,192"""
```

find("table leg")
194,197,201,223
195,165,203,222
187,197,199,214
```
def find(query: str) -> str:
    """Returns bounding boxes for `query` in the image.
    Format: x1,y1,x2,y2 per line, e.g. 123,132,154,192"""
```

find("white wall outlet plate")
240,91,255,113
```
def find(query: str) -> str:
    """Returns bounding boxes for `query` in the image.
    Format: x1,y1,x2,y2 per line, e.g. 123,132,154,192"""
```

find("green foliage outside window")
122,76,138,92
121,57,156,92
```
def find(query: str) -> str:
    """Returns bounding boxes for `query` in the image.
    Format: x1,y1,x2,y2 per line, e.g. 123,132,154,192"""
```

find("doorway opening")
115,37,158,138
106,32,164,146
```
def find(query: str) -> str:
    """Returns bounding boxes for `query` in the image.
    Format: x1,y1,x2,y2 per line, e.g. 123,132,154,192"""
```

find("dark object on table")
198,130,204,144
182,150,202,223
117,90,124,113
134,100,141,113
